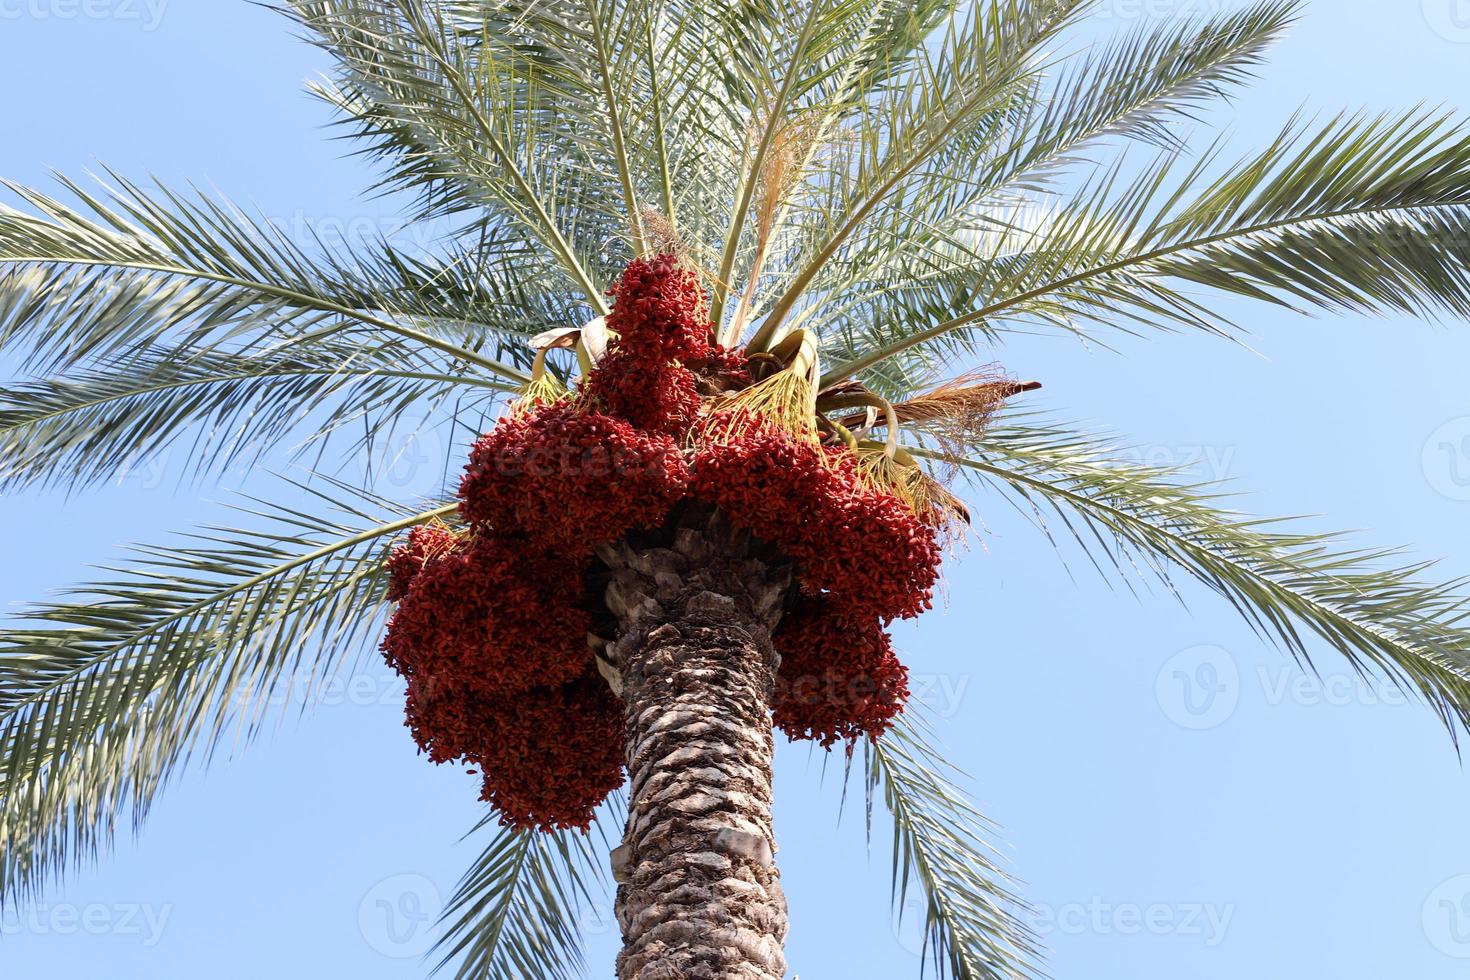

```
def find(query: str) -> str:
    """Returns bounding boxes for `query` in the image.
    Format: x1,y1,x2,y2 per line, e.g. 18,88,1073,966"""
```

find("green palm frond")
799,0,1299,393
784,0,961,141
433,812,616,980
0,172,532,383
0,485,453,903
752,0,1090,343
827,109,1470,383
912,421,1470,740
855,715,1040,980
708,0,848,323
287,0,620,307
0,337,508,491
1009,0,1299,168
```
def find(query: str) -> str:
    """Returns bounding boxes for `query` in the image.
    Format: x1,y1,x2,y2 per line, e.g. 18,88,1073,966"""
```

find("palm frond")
1006,0,1299,173
855,715,1040,980
827,109,1470,383
709,0,839,323
754,0,1091,342
286,0,620,307
914,420,1470,741
797,0,1298,391
0,337,508,492
433,811,617,980
0,172,532,383
0,485,454,903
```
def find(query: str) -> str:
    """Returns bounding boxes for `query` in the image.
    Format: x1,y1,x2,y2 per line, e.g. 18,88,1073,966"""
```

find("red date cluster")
689,427,939,744
772,594,910,746
690,428,941,621
458,402,689,552
384,535,622,830
382,255,945,830
582,253,714,437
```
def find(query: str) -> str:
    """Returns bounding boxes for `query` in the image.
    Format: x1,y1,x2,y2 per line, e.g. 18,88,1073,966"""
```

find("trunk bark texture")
599,507,791,980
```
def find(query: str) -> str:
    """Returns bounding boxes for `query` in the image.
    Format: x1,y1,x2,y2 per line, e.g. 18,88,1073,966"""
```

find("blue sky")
4,2,1470,978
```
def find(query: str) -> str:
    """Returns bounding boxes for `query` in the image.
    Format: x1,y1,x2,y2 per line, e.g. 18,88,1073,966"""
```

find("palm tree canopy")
4,2,1470,978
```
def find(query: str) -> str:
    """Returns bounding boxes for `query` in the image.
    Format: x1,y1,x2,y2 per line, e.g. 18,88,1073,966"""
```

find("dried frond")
636,206,735,307
897,370,1041,428
836,369,1041,442
725,110,824,343
752,110,822,252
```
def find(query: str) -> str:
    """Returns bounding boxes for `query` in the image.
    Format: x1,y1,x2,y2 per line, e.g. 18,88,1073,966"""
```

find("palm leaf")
754,0,1090,342
1004,0,1299,172
799,0,1299,393
0,172,531,383
0,337,507,491
913,420,1470,740
0,484,454,903
433,809,617,980
855,715,1040,980
286,0,619,307
827,110,1470,382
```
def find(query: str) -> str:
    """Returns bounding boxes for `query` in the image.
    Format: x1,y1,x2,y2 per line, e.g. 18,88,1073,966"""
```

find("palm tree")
5,0,1470,975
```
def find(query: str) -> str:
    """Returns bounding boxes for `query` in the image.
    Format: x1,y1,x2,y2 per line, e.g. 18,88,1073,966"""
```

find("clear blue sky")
4,2,1470,978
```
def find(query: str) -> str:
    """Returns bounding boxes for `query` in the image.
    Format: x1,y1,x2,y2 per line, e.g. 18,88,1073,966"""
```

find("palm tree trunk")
598,507,791,979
